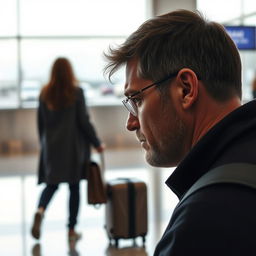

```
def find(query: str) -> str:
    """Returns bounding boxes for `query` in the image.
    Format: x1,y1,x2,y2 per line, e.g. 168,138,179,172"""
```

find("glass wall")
197,0,256,102
0,0,148,109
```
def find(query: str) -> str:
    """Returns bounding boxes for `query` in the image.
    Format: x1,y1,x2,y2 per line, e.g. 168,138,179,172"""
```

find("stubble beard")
145,112,187,168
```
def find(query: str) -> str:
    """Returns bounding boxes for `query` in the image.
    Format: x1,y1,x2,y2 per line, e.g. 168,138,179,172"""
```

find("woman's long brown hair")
41,57,78,110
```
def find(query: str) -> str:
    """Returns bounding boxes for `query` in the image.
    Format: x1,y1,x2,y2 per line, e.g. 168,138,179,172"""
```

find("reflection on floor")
31,241,149,256
0,149,178,256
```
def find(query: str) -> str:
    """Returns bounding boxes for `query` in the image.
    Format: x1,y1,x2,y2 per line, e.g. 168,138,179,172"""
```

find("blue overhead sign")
225,26,256,50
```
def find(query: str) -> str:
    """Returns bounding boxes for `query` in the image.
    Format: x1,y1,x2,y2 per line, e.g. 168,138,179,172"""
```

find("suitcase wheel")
108,238,119,248
114,238,119,248
142,236,146,247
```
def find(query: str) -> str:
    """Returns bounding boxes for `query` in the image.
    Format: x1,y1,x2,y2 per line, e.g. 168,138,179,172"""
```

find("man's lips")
136,132,148,149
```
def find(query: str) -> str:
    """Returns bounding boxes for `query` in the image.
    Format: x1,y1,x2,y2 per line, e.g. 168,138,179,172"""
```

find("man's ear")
177,68,199,109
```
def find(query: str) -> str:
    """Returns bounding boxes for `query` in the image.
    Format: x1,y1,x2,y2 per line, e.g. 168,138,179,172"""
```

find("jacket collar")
166,100,256,199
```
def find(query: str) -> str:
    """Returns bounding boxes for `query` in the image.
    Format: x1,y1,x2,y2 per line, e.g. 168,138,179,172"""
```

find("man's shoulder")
167,183,256,237
154,184,256,255
177,183,256,215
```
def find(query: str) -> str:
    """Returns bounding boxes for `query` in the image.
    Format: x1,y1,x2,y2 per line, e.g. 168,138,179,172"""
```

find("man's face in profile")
124,59,187,167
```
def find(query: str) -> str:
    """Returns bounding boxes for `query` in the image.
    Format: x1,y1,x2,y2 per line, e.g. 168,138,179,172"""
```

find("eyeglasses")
122,71,178,116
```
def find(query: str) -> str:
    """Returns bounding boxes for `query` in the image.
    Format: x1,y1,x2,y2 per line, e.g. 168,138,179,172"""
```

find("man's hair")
104,9,242,101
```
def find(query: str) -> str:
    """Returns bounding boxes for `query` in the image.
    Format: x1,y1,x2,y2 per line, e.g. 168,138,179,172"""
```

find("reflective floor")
0,148,178,256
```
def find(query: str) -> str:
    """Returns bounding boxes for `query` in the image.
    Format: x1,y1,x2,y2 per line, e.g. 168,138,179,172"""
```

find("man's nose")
126,113,140,131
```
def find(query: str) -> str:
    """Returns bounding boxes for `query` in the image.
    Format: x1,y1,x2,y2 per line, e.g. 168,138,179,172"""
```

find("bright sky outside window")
0,0,17,36
197,0,242,22
20,0,147,36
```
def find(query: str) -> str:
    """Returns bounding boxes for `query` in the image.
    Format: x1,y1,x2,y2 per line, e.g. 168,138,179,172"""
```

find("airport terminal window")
20,0,147,36
197,0,242,23
0,40,19,108
0,0,148,109
0,0,17,36
244,0,256,14
197,0,256,102
241,14,256,101
20,38,125,108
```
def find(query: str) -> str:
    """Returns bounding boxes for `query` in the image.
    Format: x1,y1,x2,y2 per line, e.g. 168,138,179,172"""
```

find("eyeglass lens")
123,99,137,116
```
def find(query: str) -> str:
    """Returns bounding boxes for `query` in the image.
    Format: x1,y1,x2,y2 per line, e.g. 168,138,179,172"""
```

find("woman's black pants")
38,183,80,229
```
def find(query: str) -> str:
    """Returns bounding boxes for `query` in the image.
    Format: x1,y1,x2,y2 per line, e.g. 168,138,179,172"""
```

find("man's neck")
192,96,241,147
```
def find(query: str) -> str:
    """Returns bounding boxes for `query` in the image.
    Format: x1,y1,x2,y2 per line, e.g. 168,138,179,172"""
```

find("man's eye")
132,97,142,106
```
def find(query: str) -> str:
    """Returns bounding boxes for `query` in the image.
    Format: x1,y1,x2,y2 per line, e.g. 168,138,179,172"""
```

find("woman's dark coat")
37,87,101,184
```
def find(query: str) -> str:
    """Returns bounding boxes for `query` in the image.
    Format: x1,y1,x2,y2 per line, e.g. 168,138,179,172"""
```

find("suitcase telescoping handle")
100,152,105,173
127,180,136,237
116,178,137,237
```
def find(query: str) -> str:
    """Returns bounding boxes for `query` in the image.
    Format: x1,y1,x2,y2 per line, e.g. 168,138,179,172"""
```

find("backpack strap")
179,163,256,205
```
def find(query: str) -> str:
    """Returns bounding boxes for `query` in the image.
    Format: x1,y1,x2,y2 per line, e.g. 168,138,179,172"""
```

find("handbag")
87,154,107,206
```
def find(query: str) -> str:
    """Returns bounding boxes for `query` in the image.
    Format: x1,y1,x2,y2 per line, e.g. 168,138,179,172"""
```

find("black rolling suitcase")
105,178,148,247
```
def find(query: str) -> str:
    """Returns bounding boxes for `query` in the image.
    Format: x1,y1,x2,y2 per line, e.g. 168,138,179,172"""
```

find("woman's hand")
96,144,105,153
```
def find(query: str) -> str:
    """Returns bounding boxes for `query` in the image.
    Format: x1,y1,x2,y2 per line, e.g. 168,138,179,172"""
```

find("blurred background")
1,0,256,255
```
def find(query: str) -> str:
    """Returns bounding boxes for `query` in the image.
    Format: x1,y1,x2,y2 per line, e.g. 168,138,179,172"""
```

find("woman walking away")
31,57,104,241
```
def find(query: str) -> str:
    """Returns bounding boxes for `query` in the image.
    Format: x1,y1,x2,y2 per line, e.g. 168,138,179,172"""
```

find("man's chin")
145,151,178,168
145,151,162,167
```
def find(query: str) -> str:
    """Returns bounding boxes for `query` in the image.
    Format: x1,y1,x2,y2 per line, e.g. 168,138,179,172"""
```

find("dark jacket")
154,100,256,256
37,87,101,184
